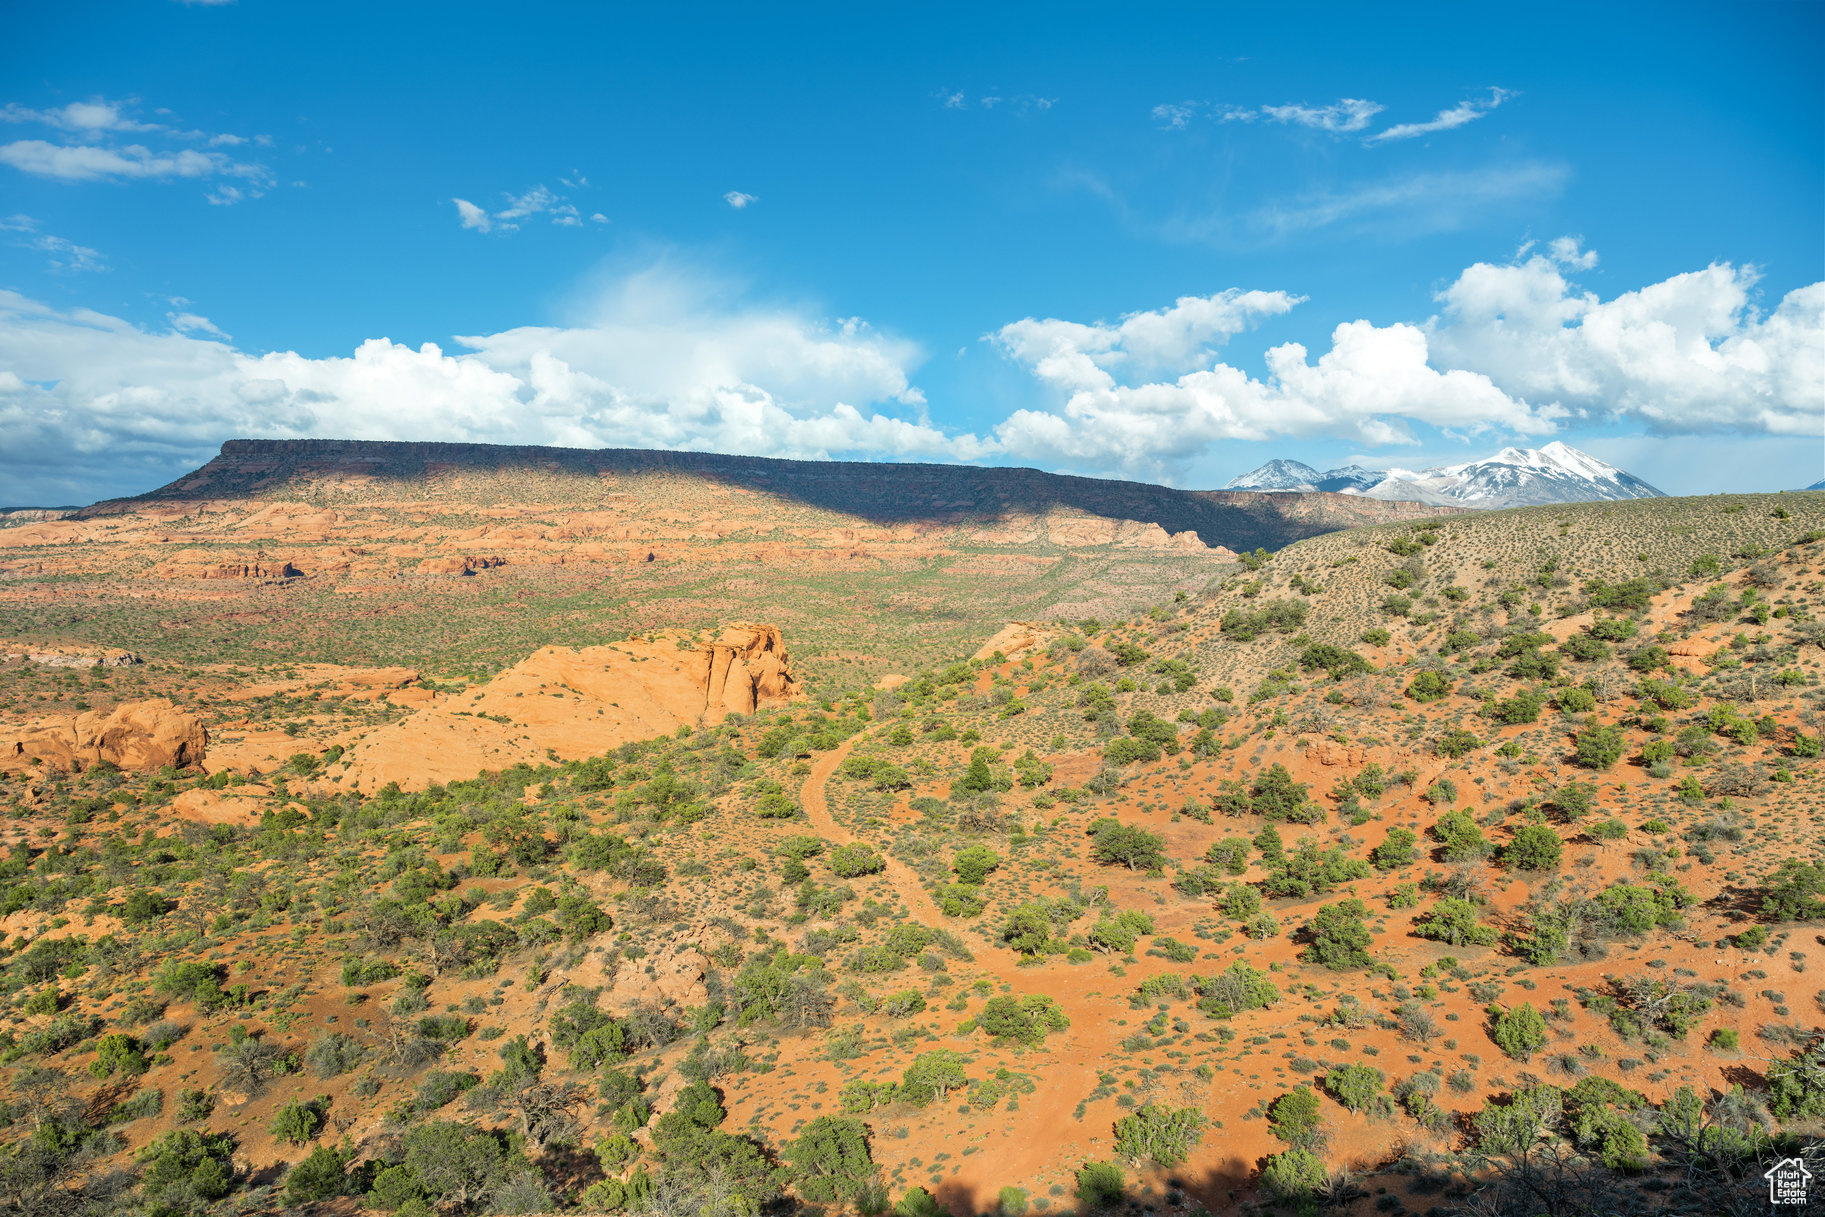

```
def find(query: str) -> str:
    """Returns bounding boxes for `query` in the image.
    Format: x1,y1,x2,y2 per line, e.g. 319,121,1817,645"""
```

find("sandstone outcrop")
5,698,207,772
168,785,277,826
1,642,139,669
1304,742,1368,767
972,622,1065,664
336,623,801,790
417,555,505,576
605,940,710,1010
195,560,302,579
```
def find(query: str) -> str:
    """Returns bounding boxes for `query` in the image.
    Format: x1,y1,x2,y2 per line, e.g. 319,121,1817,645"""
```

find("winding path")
800,737,950,925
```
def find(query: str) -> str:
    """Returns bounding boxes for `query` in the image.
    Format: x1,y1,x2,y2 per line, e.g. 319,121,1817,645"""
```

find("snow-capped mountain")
1311,464,1384,493
1804,479,1825,492
1225,442,1666,509
1224,458,1327,491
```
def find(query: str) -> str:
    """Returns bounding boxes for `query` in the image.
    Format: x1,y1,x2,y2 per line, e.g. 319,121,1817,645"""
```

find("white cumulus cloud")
2,246,1817,504
723,191,757,210
983,241,1822,481
0,267,990,503
1428,246,1824,436
989,295,1558,480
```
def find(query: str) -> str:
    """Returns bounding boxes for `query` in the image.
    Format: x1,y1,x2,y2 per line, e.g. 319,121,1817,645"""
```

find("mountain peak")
1224,458,1325,491
1226,442,1665,509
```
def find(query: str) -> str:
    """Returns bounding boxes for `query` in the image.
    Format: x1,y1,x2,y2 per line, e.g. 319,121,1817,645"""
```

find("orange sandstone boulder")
338,622,801,790
972,621,1064,664
6,698,207,772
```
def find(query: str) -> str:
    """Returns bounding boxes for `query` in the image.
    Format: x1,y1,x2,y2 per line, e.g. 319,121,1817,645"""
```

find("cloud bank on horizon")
1,241,1817,503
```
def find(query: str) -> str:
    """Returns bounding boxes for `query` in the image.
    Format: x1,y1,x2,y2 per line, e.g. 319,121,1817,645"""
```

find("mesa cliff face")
96,438,1460,553
0,439,1467,694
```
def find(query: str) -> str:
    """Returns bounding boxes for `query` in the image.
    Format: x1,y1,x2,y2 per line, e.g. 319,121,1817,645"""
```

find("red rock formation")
6,698,207,772
198,560,302,579
972,622,1064,664
416,555,506,575
336,623,800,790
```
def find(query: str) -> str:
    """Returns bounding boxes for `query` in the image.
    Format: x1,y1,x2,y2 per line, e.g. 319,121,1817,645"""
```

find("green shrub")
1432,809,1489,861
1324,1064,1384,1113
1087,819,1167,870
1769,1041,1825,1121
1260,1148,1327,1201
1112,1101,1204,1166
1267,1085,1323,1147
1074,1160,1125,1207
1413,897,1497,947
829,844,885,878
953,845,1000,885
1505,824,1564,871
89,1032,149,1080
1572,1104,1648,1170
1491,1003,1548,1061
979,995,1069,1045
270,1097,327,1145
306,1032,366,1079
1303,900,1374,969
1762,859,1825,921
1473,1085,1562,1156
400,1121,506,1208
1263,840,1369,898
1299,644,1372,681
1574,724,1626,769
899,1051,969,1107
138,1129,236,1208
1406,670,1453,703
1436,728,1483,758
783,1115,875,1203
936,884,987,918
286,1142,355,1205
1087,909,1155,955
1370,827,1417,870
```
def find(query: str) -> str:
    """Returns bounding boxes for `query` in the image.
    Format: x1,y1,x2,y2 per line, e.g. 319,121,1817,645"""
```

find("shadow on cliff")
93,439,1461,554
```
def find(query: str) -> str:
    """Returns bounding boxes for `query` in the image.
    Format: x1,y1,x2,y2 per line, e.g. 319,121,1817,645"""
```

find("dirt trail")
801,737,949,924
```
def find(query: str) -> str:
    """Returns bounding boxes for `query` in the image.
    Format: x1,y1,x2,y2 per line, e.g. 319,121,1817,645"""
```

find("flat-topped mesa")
335,622,802,791
92,437,1467,555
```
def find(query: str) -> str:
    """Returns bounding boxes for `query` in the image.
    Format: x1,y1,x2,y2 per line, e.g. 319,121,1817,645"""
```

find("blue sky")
1,0,1820,504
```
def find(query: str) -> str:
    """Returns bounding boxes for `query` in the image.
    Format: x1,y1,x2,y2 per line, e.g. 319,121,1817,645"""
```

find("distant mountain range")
1805,479,1825,492
1225,441,1667,509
